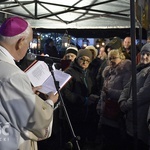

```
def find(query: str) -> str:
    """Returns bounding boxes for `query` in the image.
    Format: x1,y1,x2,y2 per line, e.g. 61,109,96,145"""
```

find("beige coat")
0,47,54,150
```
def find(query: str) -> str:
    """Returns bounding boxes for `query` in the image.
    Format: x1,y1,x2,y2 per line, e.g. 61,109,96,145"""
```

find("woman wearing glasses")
61,49,99,149
96,49,132,150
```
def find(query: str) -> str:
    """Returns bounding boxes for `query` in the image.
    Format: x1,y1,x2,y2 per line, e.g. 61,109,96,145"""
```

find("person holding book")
0,16,58,150
61,49,99,149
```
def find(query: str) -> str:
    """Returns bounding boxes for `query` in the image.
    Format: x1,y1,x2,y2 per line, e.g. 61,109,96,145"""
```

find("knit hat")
65,46,78,56
106,37,122,50
77,49,92,60
85,45,98,58
141,43,150,53
0,16,28,37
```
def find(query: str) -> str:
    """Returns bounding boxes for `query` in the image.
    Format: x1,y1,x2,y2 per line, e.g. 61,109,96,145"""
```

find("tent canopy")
0,0,147,38
0,0,132,28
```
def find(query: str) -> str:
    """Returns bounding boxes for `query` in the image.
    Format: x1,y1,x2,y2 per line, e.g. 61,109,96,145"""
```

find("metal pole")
138,4,143,50
130,0,138,150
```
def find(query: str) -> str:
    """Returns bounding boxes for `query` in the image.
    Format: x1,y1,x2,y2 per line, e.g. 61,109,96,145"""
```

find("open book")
25,60,72,94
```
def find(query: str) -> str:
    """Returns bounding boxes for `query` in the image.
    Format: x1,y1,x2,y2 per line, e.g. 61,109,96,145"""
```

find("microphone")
36,55,53,65
26,53,61,64
36,55,61,63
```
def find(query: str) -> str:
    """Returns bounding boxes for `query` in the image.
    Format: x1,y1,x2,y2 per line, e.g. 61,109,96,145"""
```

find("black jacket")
62,58,94,121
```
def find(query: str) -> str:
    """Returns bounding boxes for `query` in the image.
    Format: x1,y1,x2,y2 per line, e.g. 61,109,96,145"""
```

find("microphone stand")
45,58,80,150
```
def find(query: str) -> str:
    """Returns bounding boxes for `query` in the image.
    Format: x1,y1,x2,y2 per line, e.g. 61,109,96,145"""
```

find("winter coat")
119,63,150,145
99,59,132,128
88,57,104,94
62,59,94,122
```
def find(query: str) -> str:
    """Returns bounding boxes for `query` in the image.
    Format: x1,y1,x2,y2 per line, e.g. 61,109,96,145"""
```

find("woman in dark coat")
61,49,99,149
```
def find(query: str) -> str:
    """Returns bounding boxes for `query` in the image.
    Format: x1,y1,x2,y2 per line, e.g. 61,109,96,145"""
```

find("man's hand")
32,86,42,95
48,92,59,104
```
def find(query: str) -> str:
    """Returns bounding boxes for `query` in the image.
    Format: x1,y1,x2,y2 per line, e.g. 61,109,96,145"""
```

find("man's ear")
16,37,25,50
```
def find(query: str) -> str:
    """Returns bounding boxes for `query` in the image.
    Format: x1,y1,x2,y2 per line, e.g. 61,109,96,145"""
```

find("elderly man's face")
123,37,131,49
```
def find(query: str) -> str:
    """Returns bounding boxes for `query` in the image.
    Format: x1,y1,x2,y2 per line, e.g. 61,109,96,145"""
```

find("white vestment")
0,46,54,150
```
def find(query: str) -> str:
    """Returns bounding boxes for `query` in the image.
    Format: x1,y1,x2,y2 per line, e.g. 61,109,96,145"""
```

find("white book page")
26,61,51,87
39,69,72,94
25,61,72,94
38,74,56,94
53,70,71,90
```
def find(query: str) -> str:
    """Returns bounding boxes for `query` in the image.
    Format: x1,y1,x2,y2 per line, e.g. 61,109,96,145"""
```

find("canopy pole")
130,0,138,150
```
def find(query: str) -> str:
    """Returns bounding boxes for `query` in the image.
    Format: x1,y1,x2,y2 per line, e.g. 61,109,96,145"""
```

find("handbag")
103,98,121,120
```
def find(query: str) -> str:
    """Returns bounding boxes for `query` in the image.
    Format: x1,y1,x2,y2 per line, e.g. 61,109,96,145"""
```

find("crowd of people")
38,35,150,150
0,16,150,150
